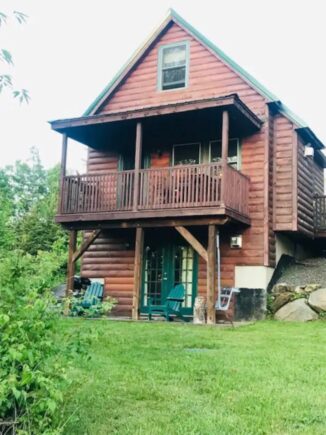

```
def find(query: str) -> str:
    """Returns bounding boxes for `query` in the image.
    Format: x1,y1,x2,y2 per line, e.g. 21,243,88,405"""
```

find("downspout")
216,229,221,297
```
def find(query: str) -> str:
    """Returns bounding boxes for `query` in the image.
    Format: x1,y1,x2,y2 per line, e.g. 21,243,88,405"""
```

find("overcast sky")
1,0,326,171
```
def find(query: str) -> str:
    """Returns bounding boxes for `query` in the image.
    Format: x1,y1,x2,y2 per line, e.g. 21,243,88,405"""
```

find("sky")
1,0,326,172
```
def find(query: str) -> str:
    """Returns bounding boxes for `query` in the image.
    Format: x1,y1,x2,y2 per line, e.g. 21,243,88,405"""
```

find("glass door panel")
142,246,166,307
173,246,196,313
141,243,197,315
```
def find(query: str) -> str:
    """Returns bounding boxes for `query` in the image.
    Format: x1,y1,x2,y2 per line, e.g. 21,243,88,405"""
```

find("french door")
141,242,197,315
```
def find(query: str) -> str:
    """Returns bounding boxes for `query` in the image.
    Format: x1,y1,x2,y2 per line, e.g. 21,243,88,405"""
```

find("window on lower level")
209,138,240,169
158,42,189,91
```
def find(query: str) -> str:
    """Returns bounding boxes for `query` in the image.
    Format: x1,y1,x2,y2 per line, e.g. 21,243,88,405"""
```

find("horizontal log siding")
81,230,135,316
148,140,267,277
82,230,236,315
80,21,273,303
82,150,124,311
297,136,324,237
99,23,266,118
87,148,119,174
273,115,294,231
268,110,276,266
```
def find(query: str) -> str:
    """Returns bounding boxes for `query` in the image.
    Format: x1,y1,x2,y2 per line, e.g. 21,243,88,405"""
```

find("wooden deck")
314,195,326,237
57,163,250,225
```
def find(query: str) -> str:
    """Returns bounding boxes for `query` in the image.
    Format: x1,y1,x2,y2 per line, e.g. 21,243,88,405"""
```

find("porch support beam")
221,110,229,165
60,133,68,179
207,224,217,324
133,122,142,211
59,134,68,213
132,227,144,320
72,229,101,263
67,230,77,296
221,110,229,205
175,226,208,263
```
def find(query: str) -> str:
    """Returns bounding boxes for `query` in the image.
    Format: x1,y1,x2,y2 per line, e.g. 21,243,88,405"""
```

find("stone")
308,288,326,313
193,296,206,324
275,298,318,322
294,286,306,294
272,283,293,294
271,292,293,313
52,283,66,300
304,284,321,294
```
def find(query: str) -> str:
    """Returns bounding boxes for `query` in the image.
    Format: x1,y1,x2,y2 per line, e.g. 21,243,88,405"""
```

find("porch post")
132,227,144,320
60,133,68,179
207,224,217,324
59,134,68,213
133,122,142,211
67,230,77,297
221,110,229,205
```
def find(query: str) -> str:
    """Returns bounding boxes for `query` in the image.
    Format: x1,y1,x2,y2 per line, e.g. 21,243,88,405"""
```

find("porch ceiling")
49,94,262,149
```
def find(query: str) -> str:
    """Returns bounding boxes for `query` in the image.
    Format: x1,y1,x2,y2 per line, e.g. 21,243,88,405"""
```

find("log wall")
78,19,325,318
81,230,135,316
273,115,294,231
297,136,324,237
98,22,266,118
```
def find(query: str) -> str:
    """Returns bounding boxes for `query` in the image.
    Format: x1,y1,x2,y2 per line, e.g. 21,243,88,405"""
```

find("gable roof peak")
82,9,324,149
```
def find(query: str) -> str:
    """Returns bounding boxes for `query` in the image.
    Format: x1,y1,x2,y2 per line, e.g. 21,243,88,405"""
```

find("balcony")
57,163,250,225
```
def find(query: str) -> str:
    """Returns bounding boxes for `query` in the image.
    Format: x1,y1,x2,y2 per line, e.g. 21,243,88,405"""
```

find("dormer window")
158,41,189,91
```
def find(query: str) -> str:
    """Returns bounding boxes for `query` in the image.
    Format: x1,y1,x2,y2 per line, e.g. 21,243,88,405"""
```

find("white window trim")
157,40,190,92
208,138,241,169
172,142,201,166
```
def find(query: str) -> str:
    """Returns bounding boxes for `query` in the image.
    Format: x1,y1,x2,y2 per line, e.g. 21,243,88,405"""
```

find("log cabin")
50,9,326,323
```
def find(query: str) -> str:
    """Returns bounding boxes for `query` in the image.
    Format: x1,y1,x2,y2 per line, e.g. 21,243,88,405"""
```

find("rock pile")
270,283,326,321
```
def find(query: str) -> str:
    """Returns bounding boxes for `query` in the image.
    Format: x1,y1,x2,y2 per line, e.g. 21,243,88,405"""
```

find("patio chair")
72,282,104,314
148,284,186,321
215,287,240,327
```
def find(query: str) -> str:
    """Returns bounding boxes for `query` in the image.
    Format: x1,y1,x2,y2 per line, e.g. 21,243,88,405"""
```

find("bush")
69,295,116,318
0,288,63,433
0,249,94,434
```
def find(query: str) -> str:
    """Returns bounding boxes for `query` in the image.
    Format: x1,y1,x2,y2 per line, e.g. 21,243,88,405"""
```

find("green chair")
148,284,186,321
72,282,104,314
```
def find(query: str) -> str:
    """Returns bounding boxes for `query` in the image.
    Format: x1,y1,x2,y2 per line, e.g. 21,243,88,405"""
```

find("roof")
51,95,262,148
83,8,324,149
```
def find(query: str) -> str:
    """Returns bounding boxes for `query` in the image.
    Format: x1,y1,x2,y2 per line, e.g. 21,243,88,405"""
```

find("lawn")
58,320,326,434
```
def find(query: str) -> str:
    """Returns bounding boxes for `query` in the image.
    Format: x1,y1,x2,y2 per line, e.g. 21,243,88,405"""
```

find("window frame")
208,138,241,169
172,142,201,166
157,40,190,91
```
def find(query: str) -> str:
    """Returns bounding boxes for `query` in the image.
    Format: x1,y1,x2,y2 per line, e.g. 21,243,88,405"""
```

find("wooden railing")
59,163,250,218
60,171,134,213
223,164,250,216
314,195,326,231
138,163,223,209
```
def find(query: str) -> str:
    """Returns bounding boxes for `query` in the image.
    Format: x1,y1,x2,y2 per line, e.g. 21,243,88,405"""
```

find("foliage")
16,165,66,255
0,247,96,433
0,148,67,256
0,8,29,102
0,150,94,433
0,245,63,432
70,296,117,318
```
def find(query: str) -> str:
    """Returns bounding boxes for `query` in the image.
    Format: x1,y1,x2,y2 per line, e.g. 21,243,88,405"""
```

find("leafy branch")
0,9,30,103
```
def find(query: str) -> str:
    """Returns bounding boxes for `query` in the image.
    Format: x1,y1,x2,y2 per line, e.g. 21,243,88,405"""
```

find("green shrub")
0,250,94,434
69,295,116,318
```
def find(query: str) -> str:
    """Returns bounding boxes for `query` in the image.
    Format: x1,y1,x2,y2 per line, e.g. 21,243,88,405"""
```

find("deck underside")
56,206,249,230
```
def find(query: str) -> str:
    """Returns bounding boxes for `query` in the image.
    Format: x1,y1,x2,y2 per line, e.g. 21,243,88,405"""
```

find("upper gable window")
158,42,189,91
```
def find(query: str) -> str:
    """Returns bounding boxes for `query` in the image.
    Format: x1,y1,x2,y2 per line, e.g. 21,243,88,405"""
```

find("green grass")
58,320,326,434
